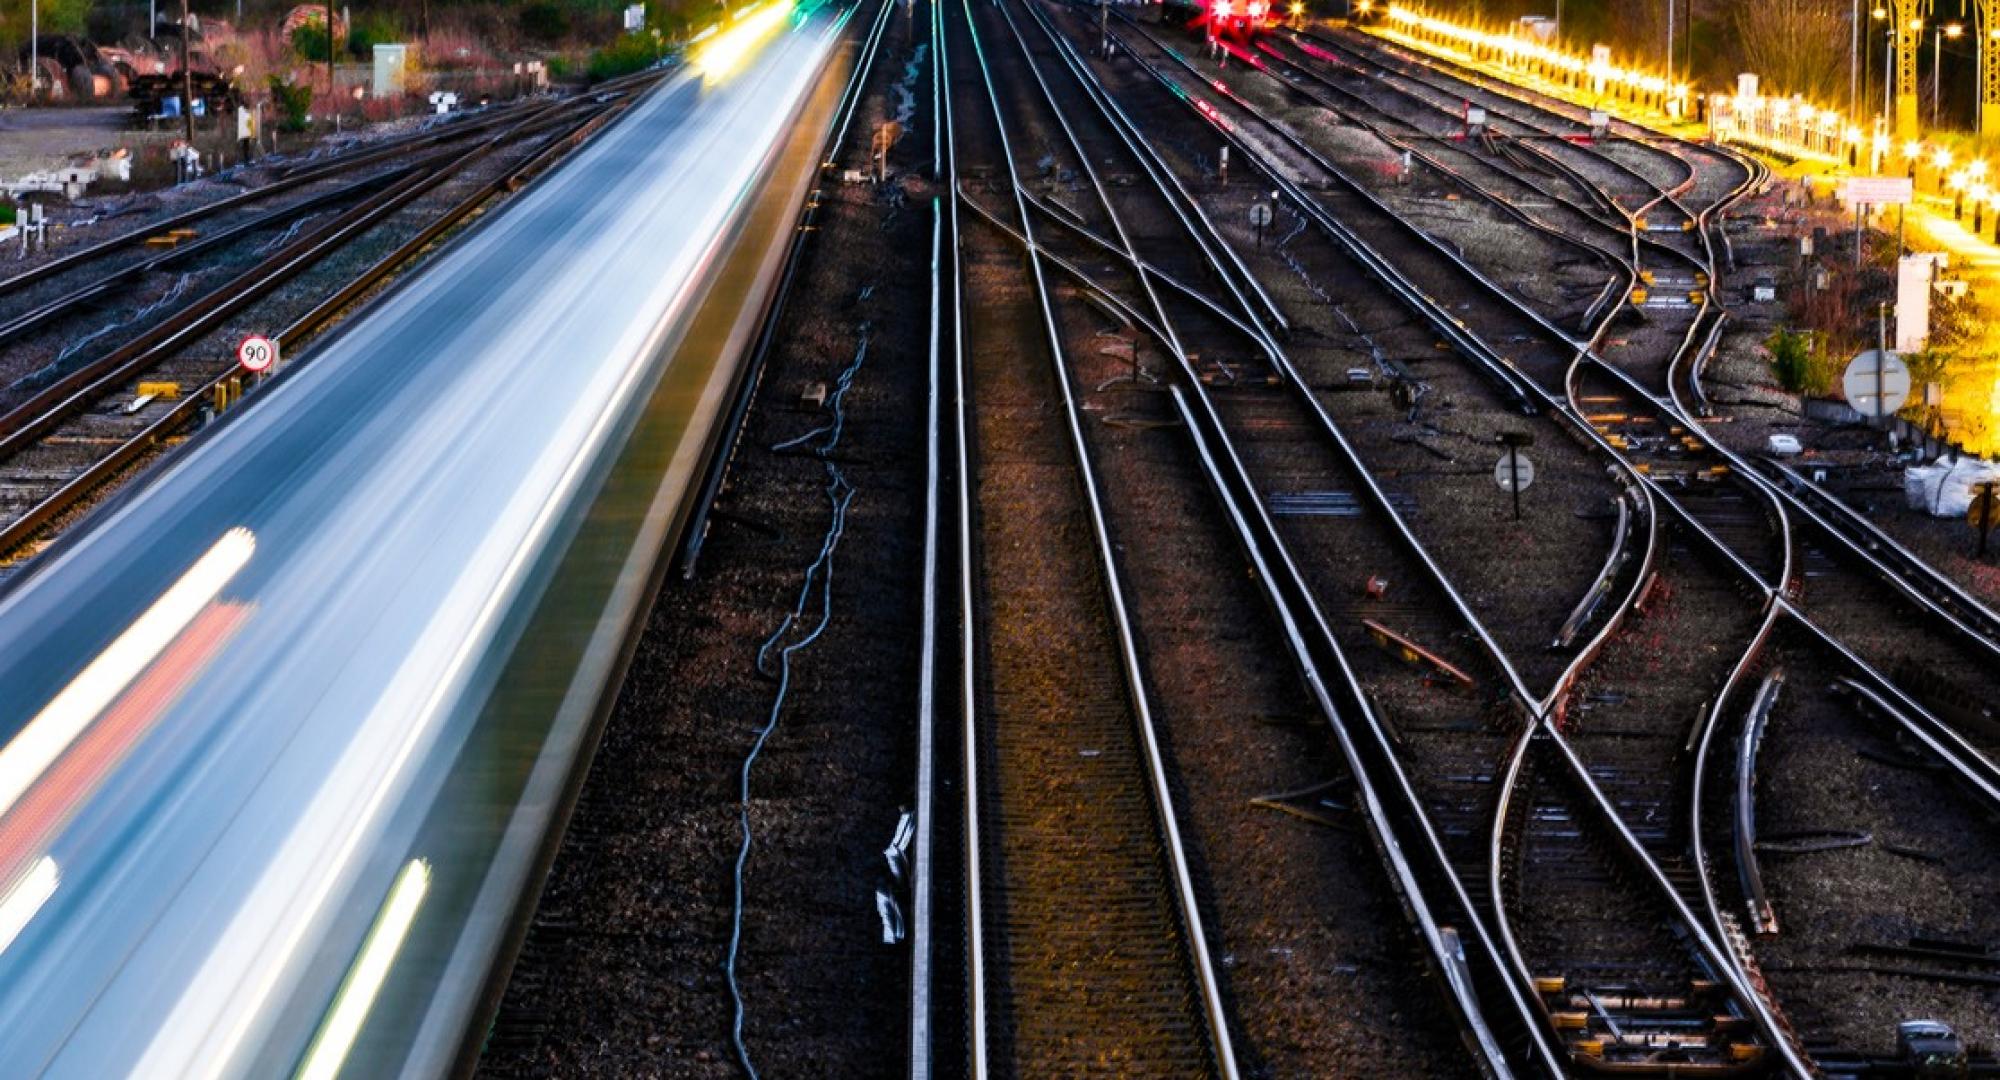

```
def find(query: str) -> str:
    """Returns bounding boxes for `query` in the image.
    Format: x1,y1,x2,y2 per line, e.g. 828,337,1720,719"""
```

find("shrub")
290,22,334,63
347,11,404,58
587,32,661,80
1768,329,1813,395
519,1,571,43
269,75,313,132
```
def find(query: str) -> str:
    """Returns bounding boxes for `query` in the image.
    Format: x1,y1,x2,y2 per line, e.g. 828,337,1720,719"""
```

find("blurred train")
1158,0,1284,43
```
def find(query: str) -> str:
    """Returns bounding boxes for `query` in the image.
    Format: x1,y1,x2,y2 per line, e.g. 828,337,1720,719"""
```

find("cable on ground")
726,318,873,1080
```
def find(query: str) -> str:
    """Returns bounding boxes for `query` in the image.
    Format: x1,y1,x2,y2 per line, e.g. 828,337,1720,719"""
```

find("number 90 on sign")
238,334,279,374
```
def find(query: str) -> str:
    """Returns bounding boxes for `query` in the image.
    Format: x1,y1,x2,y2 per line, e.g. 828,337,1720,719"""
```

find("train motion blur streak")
0,5,844,1076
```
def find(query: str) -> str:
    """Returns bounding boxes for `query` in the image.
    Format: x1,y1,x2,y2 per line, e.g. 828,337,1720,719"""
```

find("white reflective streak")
293,860,430,1080
0,857,59,955
0,528,255,820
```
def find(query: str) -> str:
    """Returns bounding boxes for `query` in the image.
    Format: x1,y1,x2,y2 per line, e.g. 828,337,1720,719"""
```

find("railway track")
0,80,656,569
1692,620,2000,1062
0,96,574,300
1069,9,1826,1072
1152,13,2000,760
1308,16,2000,1072
1315,29,1700,219
970,5,1777,1073
938,0,1235,1071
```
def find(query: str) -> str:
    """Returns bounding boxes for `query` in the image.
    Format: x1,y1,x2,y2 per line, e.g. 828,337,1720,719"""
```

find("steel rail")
1115,17,1542,698
1112,14,1840,1072
1022,6,1291,339
1100,18,1810,1071
1272,29,1992,1064
1685,603,1784,983
1104,16,1808,1080
955,191,1175,343
1552,495,1632,649
909,194,942,1080
1264,33,1861,642
1762,458,2000,646
952,1,1240,1070
1830,673,2000,804
934,0,987,1071
1040,13,1581,1074
1733,670,1784,937
1168,378,1532,1078
1343,24,1755,378
1115,11,1707,714
1027,10,1570,1071
1013,189,1270,346
1226,29,1702,683
1784,601,2000,804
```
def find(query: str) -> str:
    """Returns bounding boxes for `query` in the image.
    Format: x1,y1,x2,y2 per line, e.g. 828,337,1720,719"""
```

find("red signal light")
1212,0,1234,17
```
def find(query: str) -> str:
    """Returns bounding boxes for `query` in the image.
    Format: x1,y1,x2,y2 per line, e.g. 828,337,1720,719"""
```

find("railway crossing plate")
238,334,279,375
1494,452,1534,492
1842,348,1910,418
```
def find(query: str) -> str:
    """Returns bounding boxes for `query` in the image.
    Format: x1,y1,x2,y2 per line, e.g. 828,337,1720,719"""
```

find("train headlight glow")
691,0,796,81
0,527,255,822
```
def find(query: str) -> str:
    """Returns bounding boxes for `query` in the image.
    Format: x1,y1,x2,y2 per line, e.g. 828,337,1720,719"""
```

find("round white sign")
1495,452,1535,492
238,334,279,374
1842,348,1910,418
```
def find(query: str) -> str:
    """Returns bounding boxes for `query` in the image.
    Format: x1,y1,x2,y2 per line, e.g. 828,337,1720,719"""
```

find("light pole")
1938,22,1965,129
1869,6,1889,121
181,0,194,146
1888,23,1897,123
1666,0,1674,85
29,0,36,101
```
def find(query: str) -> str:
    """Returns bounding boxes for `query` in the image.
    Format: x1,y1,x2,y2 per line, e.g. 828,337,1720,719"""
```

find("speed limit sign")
237,334,279,374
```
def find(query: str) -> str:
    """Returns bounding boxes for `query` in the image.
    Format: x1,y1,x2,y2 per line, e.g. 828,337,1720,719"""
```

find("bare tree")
1729,0,1847,103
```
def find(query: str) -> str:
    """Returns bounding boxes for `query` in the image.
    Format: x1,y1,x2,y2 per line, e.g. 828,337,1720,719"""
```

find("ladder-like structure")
1889,0,1931,136
1977,0,2000,136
